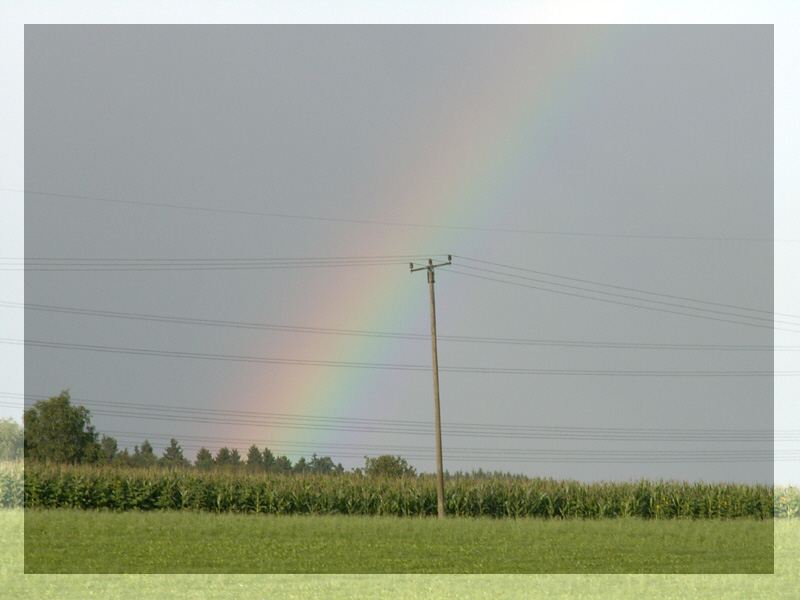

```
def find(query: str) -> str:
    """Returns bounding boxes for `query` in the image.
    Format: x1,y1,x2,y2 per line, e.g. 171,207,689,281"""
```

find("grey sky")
21,25,776,483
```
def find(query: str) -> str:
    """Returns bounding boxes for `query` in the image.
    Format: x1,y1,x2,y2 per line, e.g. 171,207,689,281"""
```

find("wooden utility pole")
410,255,451,518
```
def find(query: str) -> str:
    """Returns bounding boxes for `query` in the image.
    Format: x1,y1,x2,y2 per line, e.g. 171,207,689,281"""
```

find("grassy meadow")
23,509,773,574
3,510,799,599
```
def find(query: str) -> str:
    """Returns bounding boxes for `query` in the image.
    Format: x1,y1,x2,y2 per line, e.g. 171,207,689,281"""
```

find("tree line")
19,390,416,477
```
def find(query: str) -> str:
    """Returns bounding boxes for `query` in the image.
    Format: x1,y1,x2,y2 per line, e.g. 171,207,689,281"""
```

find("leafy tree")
195,447,214,470
100,435,118,463
215,447,232,467
112,448,132,467
246,445,263,472
262,447,276,471
229,448,242,466
141,439,154,456
309,453,337,475
364,455,416,478
159,438,189,468
0,418,23,461
23,391,102,464
131,439,157,468
272,455,292,474
292,456,311,474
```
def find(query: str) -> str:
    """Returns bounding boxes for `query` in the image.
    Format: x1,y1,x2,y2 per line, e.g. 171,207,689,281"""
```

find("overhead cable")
14,188,780,241
5,339,785,376
454,255,788,318
2,301,783,350
444,268,796,333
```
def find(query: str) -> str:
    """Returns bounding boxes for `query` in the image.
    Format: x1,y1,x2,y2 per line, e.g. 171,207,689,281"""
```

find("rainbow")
233,28,632,463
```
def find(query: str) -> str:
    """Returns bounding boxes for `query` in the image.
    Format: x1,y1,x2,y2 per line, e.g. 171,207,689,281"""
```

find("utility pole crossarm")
409,255,452,273
410,255,451,519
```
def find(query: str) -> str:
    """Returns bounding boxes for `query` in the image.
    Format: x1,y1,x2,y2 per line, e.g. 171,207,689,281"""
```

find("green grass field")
23,509,773,574
3,510,798,599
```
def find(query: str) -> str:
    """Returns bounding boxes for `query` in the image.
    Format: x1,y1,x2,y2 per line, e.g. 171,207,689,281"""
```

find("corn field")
10,463,793,518
0,461,24,508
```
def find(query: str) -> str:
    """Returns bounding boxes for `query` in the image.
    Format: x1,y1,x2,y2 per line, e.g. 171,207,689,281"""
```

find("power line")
445,267,797,333
105,436,791,464
13,256,790,329
450,263,786,327
5,255,445,272
15,255,444,262
5,399,790,463
5,339,786,376
7,394,791,442
106,436,786,464
100,430,780,456
8,393,779,435
70,428,792,464
12,187,781,241
60,426,799,464
3,301,786,350
8,250,787,329
454,255,789,319
8,338,430,371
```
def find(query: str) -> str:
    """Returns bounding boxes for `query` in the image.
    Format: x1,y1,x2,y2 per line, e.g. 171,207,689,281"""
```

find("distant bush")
363,455,417,478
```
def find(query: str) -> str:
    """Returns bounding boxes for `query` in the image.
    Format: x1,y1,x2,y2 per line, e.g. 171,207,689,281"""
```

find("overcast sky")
3,6,798,485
